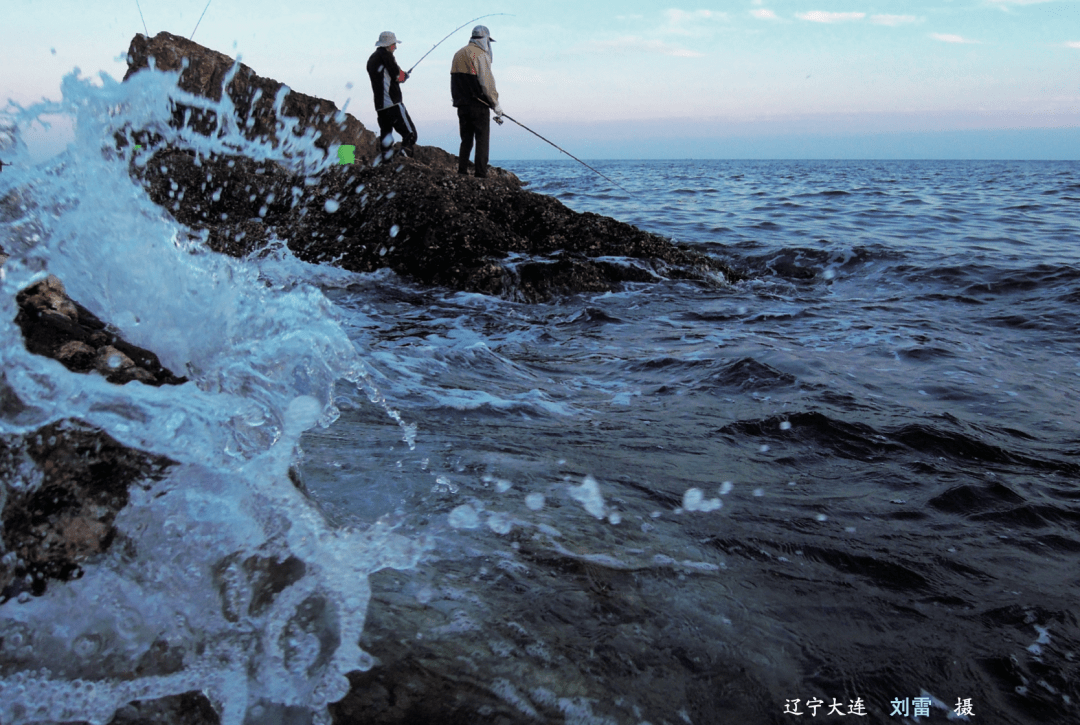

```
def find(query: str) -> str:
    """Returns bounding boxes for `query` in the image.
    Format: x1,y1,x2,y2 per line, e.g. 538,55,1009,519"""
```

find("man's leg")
393,104,418,157
472,105,491,178
376,108,396,157
457,106,474,175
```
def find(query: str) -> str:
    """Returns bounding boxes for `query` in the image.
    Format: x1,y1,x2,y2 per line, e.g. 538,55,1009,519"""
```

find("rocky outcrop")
138,147,741,302
125,33,745,301
125,32,378,164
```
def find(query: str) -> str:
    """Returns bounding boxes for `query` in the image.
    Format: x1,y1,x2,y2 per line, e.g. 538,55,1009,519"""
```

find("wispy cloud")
1066,41,1080,49
986,0,1055,5
870,15,920,26
589,37,705,58
751,9,779,20
666,9,727,23
663,8,729,35
796,11,866,23
930,33,981,44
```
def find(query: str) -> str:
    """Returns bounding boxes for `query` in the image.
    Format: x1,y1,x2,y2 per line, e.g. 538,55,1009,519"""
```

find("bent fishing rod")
406,13,514,76
484,103,632,195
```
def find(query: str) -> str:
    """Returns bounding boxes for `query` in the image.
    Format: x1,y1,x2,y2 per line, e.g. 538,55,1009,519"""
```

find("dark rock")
106,691,220,725
0,420,175,601
123,34,746,302
125,32,378,164
54,692,221,725
14,275,187,386
136,149,744,302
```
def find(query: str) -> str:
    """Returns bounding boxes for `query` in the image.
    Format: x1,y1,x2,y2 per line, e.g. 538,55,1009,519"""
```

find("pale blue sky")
3,0,1079,158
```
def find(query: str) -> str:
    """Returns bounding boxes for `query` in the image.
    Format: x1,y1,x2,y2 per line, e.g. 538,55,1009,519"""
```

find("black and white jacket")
367,46,404,111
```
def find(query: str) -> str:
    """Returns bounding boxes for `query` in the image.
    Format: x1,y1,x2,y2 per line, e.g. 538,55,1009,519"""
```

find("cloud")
751,9,779,20
985,0,1055,5
589,37,705,58
1066,41,1080,49
666,9,728,23
930,33,980,44
796,11,866,23
663,8,729,35
870,15,920,26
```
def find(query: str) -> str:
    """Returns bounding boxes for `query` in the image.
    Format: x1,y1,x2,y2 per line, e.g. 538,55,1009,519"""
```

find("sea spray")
0,65,425,724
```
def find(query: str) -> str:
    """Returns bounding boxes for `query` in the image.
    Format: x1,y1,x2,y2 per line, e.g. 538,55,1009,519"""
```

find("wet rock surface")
138,148,742,302
14,275,187,386
0,419,175,602
125,32,377,164
125,33,745,302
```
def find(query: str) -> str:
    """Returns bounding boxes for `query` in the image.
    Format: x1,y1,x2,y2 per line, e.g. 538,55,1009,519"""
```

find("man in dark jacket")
367,31,417,159
450,25,504,178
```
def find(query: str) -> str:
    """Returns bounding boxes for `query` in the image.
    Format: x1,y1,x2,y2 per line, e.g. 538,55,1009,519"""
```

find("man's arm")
475,52,500,112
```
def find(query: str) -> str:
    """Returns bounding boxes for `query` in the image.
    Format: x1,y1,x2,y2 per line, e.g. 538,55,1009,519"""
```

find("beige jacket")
450,41,499,108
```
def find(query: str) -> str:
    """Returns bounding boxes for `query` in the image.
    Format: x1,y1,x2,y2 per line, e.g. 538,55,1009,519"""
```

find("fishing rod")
191,0,213,40
485,104,632,195
406,13,514,76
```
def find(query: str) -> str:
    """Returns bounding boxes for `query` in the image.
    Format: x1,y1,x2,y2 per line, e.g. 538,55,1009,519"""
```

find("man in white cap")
450,25,503,178
367,31,417,158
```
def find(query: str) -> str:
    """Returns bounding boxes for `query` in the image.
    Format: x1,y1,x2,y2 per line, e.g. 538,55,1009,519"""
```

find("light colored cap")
376,31,400,48
471,25,496,42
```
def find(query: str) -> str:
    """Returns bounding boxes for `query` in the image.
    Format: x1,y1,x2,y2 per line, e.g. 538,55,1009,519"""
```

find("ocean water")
1,70,1079,725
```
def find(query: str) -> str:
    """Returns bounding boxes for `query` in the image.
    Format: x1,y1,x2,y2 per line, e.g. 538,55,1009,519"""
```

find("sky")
2,0,1079,159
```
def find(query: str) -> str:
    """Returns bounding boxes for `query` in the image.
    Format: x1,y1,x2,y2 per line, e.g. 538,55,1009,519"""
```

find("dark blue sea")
1,74,1078,725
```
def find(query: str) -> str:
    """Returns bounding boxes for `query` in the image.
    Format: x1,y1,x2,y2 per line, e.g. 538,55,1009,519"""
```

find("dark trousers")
457,102,490,177
376,103,417,157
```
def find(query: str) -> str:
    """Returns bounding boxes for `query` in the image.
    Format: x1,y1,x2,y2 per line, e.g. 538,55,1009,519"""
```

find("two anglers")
366,25,504,177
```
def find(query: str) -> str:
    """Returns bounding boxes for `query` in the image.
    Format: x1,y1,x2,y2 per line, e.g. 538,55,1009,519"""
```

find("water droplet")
779,421,792,431
324,199,340,213
448,504,480,529
525,493,545,511
487,512,513,534
719,481,733,495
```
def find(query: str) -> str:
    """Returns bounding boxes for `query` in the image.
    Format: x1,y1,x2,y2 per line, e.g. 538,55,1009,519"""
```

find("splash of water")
0,64,423,724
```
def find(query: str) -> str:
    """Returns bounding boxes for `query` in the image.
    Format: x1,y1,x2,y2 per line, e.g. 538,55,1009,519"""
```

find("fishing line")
406,13,514,76
191,0,213,40
485,103,632,195
134,0,149,36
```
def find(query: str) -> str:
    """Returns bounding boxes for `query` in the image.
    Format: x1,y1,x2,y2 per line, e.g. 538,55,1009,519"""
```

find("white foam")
0,66,425,725
569,475,607,519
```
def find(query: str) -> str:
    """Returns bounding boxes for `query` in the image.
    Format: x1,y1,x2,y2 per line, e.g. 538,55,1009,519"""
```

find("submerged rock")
14,275,187,386
124,33,745,301
0,420,175,601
